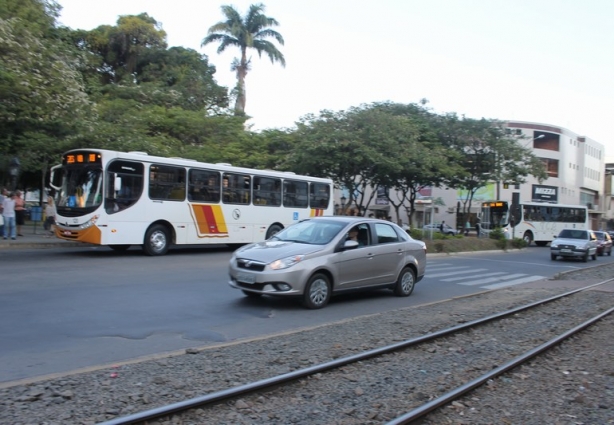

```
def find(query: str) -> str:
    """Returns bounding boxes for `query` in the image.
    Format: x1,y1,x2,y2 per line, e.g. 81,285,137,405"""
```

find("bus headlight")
80,215,99,230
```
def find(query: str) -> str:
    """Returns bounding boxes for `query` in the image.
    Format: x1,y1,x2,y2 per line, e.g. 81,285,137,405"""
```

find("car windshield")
558,229,587,239
271,220,346,245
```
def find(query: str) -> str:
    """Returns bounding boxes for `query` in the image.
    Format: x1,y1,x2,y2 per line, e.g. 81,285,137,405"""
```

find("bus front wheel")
143,224,171,256
523,232,533,246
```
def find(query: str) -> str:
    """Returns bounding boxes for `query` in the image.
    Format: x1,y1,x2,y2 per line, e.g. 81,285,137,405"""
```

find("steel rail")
97,278,614,425
386,305,614,424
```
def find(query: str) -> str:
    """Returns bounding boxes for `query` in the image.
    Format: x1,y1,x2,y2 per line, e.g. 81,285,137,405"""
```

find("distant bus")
479,200,588,246
50,149,334,255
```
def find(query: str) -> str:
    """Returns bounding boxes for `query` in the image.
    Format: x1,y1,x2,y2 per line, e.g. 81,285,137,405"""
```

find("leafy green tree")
289,105,412,215
202,3,285,115
0,0,91,192
83,13,167,84
137,47,229,112
368,102,464,226
438,114,547,223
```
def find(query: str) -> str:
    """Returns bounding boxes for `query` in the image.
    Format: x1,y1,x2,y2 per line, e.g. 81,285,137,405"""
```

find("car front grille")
236,282,267,290
236,259,266,272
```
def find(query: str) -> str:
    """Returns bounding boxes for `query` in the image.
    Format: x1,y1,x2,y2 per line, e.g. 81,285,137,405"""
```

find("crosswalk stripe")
441,272,507,282
456,273,527,286
482,275,547,290
425,268,487,278
425,262,547,290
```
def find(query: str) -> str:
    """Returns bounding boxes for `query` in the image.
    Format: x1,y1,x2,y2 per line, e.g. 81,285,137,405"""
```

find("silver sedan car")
550,229,598,262
228,217,427,309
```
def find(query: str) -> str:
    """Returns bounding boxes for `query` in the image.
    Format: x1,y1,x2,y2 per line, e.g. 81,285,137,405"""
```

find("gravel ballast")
1,264,613,425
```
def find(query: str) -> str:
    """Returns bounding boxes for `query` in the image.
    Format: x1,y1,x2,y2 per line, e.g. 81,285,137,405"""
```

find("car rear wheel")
302,273,331,309
550,254,557,261
394,267,416,297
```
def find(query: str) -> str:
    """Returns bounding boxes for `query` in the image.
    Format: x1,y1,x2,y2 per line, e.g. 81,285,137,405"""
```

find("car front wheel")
302,273,331,309
551,254,557,261
394,267,416,297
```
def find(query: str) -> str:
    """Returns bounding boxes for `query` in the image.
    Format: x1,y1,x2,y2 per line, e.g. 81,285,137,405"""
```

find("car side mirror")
342,240,359,250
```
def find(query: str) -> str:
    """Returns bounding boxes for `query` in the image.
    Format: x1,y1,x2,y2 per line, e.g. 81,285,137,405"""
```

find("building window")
540,158,559,178
534,133,559,151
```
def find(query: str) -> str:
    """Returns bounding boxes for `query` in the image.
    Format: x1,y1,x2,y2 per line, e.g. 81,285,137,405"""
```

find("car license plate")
561,249,571,253
237,272,256,284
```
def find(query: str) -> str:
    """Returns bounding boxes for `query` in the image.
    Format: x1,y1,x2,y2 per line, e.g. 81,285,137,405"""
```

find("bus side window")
149,165,186,202
310,182,330,209
106,160,144,213
223,173,250,205
253,176,281,207
189,169,220,202
284,180,308,208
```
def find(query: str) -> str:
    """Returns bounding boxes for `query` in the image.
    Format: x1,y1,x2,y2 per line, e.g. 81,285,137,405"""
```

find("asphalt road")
1,244,611,384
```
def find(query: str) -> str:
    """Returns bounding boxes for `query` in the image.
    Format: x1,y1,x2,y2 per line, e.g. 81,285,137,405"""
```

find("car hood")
553,237,590,246
235,240,325,262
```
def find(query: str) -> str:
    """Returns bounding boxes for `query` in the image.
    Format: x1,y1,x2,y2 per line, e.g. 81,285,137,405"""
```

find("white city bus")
50,149,334,255
479,200,588,246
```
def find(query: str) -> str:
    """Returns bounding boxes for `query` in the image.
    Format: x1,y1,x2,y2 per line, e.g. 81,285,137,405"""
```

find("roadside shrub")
489,227,505,240
409,229,423,240
510,238,527,249
495,238,508,250
434,242,445,253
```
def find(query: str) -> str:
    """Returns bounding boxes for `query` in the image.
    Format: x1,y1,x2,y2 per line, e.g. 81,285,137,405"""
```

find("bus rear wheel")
143,224,171,256
266,224,283,239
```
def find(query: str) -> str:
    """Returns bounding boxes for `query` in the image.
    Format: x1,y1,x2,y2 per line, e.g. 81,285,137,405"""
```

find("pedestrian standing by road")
0,187,6,236
13,190,26,236
44,196,56,237
464,220,471,236
475,218,481,238
439,221,445,233
2,191,16,240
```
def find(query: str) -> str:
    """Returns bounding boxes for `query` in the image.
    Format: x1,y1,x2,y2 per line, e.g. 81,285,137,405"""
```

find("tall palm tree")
202,3,285,115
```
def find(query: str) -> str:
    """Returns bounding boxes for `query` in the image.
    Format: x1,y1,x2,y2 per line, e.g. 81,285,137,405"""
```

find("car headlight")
551,242,559,248
269,255,305,270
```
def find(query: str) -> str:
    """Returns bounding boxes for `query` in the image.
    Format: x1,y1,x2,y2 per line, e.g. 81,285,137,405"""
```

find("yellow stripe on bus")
189,204,229,237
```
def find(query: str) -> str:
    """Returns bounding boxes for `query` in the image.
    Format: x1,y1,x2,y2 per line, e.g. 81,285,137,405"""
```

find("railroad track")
98,279,614,425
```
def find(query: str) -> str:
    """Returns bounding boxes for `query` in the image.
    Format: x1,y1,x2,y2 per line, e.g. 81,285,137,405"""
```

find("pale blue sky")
58,1,614,156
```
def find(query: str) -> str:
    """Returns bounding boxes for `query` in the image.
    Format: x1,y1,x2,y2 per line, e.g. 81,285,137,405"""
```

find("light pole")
8,157,20,191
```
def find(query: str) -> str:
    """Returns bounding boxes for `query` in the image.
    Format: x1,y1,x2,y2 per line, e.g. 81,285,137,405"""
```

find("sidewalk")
0,223,86,250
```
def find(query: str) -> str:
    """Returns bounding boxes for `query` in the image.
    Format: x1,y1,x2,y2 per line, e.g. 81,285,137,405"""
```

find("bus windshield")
480,201,509,230
57,165,104,211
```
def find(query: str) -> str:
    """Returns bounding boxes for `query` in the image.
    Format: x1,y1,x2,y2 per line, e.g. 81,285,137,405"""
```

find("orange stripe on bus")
190,204,229,236
310,209,324,217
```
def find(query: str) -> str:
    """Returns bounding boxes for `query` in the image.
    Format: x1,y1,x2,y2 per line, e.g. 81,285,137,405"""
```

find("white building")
337,121,607,231
426,121,606,230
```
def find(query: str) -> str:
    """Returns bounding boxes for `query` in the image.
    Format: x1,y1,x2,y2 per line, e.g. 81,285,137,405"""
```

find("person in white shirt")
2,191,16,240
44,196,57,237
